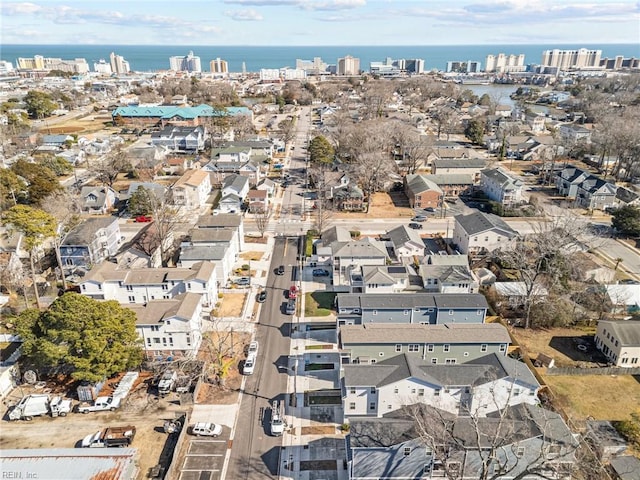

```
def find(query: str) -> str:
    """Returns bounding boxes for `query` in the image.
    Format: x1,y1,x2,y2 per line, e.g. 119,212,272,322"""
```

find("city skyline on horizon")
1,0,639,47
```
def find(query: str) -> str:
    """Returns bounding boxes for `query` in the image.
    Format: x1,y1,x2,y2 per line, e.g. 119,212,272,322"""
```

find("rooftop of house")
423,252,469,266
340,322,510,346
454,211,517,237
173,168,209,188
337,292,489,310
481,167,523,187
419,263,475,284
196,213,242,228
404,174,443,195
179,244,229,262
386,225,424,249
597,319,640,346
82,260,215,284
222,174,250,192
127,292,202,325
187,228,235,243
361,265,408,285
112,104,251,119
151,125,204,138
432,158,487,169
343,352,538,389
63,217,118,246
424,173,475,186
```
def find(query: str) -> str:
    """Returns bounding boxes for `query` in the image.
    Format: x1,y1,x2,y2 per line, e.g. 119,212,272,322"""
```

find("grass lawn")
217,293,247,317
305,292,336,317
544,374,640,422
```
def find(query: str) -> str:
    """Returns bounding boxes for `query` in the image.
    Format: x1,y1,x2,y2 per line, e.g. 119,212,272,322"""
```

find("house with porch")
150,125,206,152
80,186,118,215
480,167,524,207
385,225,425,260
350,265,412,294
419,253,479,294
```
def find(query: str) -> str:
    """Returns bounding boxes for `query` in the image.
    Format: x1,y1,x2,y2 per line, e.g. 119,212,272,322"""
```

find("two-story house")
350,265,412,294
219,174,250,213
559,123,592,145
195,214,245,251
348,403,578,480
339,322,510,365
404,175,443,209
480,167,524,207
204,145,263,186
60,217,121,270
129,292,204,359
452,211,518,255
431,158,487,184
79,260,217,306
420,253,479,294
595,320,640,367
342,353,540,418
172,169,211,210
150,125,206,152
336,293,488,326
385,225,425,260
80,186,118,215
556,166,617,211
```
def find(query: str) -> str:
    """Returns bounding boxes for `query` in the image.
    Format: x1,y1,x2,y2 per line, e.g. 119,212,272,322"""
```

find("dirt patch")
300,425,336,435
239,251,264,261
545,375,640,423
334,192,413,219
245,235,268,244
300,459,337,470
511,326,598,368
217,293,247,317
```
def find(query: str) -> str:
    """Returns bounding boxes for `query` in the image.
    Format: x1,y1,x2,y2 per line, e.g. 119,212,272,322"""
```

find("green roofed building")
112,103,252,127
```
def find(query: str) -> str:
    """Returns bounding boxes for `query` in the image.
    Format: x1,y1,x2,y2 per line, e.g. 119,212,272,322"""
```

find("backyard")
216,293,247,317
305,292,336,317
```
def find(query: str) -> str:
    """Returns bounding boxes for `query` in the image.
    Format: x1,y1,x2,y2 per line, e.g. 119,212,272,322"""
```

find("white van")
243,355,256,375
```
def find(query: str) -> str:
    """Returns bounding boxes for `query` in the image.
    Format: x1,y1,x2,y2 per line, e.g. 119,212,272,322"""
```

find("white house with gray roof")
336,293,488,325
348,403,577,480
342,353,540,418
128,292,204,359
385,225,425,259
431,158,487,183
339,323,510,365
452,211,517,255
595,319,640,367
80,186,118,215
351,265,411,294
480,167,524,207
79,260,217,306
60,217,121,270
419,254,479,294
195,213,244,250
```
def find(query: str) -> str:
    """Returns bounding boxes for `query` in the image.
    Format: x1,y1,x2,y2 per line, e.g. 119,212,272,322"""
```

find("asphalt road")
226,236,299,480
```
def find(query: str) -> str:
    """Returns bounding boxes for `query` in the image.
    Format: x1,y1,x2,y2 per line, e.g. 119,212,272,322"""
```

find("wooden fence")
545,366,640,376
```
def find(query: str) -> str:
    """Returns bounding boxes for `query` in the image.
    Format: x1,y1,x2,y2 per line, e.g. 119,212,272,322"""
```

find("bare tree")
391,122,432,174
92,145,129,187
360,81,393,120
148,189,184,267
254,207,272,238
202,322,245,389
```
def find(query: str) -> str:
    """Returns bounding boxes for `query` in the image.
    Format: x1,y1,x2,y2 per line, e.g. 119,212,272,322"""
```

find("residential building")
109,52,130,74
60,217,121,270
348,403,577,480
219,174,250,213
556,166,617,210
385,225,425,259
431,158,487,183
342,353,540,417
194,214,244,251
338,55,360,76
79,186,117,215
112,104,252,128
485,53,526,73
169,51,201,72
129,292,204,359
150,126,206,152
480,167,524,207
420,253,479,294
336,292,488,326
210,58,228,74
350,265,412,294
494,282,549,308
559,123,592,145
445,60,481,73
80,260,218,306
93,59,112,75
595,320,640,367
452,211,518,255
541,48,602,70
172,169,211,210
296,57,327,75
424,173,474,199
339,322,510,365
604,284,640,314
404,175,443,209
315,227,389,290
17,55,89,73
247,189,269,213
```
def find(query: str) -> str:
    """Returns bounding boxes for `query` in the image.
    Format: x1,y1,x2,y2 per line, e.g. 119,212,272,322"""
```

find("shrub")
241,264,250,271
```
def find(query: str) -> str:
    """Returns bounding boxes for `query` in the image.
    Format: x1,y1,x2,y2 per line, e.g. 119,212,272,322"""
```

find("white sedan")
191,422,223,437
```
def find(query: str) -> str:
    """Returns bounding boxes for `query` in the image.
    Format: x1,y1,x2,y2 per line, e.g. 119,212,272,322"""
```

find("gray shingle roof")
63,217,117,246
598,320,640,346
432,158,487,169
454,211,517,237
386,225,423,250
179,244,228,261
405,174,442,196
337,293,489,310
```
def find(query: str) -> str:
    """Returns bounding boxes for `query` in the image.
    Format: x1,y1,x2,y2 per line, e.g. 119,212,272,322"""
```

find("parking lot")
178,436,229,480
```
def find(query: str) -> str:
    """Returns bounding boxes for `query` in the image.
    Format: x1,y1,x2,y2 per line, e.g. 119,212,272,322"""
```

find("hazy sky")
1,0,639,46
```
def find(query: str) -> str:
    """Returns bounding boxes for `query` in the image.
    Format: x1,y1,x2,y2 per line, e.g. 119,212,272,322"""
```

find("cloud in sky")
1,0,638,45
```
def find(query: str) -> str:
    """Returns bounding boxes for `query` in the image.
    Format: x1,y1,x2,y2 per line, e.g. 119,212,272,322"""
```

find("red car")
135,215,152,223
288,285,298,299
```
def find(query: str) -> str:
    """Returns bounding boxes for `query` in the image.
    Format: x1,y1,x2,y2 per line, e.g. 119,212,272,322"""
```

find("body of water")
2,44,638,73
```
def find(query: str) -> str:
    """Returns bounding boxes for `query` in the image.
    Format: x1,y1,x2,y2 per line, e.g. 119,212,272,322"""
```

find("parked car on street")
411,216,427,222
247,341,259,357
256,290,267,303
243,356,256,375
288,285,299,299
312,269,330,277
423,207,436,212
276,265,285,275
409,223,423,230
134,215,152,223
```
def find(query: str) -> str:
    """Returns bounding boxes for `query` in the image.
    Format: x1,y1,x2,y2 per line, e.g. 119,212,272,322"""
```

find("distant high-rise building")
109,52,130,74
0,61,14,75
446,60,481,73
485,53,526,73
296,57,327,74
94,59,112,75
337,55,360,76
169,51,201,72
210,58,228,74
403,59,425,74
541,48,602,70
17,55,89,74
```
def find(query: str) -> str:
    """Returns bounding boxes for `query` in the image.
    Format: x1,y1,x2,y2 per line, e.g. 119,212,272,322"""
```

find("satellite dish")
23,370,37,384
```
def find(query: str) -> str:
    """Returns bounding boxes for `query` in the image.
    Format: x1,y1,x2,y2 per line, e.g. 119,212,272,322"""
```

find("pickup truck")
77,396,121,414
158,370,177,396
82,425,136,448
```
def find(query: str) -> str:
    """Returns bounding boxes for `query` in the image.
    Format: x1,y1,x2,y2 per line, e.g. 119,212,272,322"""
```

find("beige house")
452,212,518,255
172,169,211,210
595,320,640,367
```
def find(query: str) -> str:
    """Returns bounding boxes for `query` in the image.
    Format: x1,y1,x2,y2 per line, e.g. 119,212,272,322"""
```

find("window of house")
403,310,409,315
369,402,376,410
434,389,441,396
632,358,638,364
622,357,629,364
126,285,133,291
370,387,376,394
529,389,536,395
81,284,86,291
372,310,377,315
448,310,454,315
395,344,402,352
418,389,424,396
445,359,456,364
444,387,450,393
431,358,437,364
163,295,170,299
128,296,135,302
427,344,434,352
513,388,521,395
349,387,356,394
411,388,416,394
98,284,102,290
371,359,376,364
153,338,160,344
481,344,487,352
162,338,167,345
409,344,419,352
443,344,450,352
499,344,507,352
404,447,411,456
162,284,168,290
146,338,151,345
516,447,525,458
615,340,619,347
169,338,173,346
394,387,399,394
349,403,356,410
388,404,393,409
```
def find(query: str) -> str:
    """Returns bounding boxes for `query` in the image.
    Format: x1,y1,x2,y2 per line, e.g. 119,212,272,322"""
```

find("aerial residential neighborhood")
1,31,640,480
